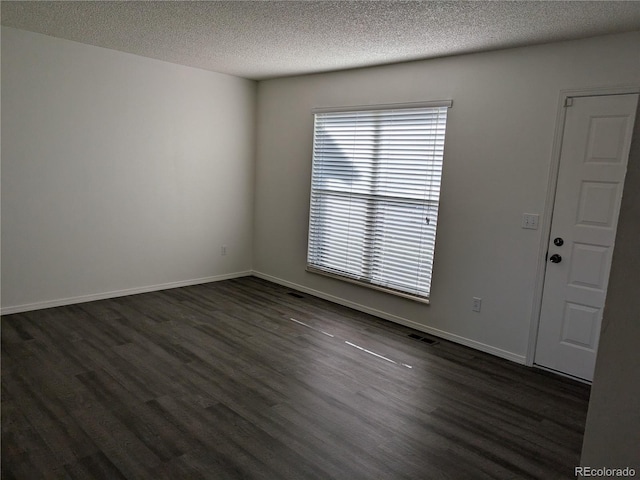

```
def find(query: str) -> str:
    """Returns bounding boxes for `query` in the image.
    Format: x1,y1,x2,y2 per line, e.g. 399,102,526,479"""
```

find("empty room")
2,1,639,479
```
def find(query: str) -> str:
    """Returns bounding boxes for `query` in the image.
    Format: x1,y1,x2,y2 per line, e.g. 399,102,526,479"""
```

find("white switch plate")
522,213,539,230
472,297,482,312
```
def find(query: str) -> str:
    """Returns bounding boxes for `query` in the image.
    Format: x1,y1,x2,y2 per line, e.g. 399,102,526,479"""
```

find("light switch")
522,213,539,230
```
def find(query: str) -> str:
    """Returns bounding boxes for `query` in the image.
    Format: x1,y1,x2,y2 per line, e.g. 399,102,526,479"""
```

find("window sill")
306,266,431,305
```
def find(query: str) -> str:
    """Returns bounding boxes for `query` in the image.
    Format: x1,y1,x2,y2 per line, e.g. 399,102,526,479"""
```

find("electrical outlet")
522,213,539,230
221,245,227,256
472,297,482,312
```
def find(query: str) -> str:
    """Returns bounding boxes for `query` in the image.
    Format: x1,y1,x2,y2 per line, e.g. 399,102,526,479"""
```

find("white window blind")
307,102,450,302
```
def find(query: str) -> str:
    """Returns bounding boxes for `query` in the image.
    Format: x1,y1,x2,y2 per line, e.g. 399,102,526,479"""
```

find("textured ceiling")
2,1,640,80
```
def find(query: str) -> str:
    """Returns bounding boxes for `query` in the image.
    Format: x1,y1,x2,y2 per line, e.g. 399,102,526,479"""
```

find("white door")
535,93,638,381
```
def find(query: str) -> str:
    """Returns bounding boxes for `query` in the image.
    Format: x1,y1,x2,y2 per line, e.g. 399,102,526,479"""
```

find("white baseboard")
252,270,526,365
0,271,253,315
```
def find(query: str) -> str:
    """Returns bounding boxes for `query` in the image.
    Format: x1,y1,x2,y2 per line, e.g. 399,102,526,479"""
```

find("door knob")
549,254,562,263
553,237,564,246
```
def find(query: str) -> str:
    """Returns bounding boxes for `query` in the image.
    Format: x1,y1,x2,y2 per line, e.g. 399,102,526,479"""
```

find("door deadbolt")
553,237,564,247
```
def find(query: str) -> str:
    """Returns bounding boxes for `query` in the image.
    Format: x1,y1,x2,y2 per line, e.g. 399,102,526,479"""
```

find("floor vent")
288,292,305,299
408,333,438,345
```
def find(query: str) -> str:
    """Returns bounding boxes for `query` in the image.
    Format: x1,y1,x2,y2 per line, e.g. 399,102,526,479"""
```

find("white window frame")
306,101,452,303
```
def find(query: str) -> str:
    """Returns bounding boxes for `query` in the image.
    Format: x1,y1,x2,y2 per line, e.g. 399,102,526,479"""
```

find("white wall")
1,27,256,312
253,31,640,362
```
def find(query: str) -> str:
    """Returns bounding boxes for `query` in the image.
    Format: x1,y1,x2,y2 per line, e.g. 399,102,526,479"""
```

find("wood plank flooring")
2,276,590,479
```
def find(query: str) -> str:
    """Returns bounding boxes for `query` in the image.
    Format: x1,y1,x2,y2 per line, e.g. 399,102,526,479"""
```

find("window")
306,101,451,303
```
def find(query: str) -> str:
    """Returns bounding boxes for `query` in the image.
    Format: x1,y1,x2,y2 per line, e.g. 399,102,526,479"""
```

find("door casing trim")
525,85,640,371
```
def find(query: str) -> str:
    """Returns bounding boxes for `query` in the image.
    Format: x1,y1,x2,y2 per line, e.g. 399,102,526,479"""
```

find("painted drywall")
581,98,640,470
1,27,256,311
253,31,640,361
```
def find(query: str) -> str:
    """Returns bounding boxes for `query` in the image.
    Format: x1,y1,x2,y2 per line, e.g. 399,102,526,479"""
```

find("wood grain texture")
1,277,590,479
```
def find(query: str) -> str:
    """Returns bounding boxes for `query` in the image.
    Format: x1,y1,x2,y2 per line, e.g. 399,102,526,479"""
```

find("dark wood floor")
2,276,590,479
